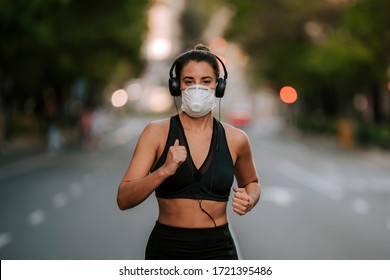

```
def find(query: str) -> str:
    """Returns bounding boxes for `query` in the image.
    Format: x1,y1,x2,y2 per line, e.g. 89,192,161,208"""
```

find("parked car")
226,103,253,127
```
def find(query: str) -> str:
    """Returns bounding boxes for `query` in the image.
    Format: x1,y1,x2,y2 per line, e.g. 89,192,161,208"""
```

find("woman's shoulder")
221,122,248,142
136,117,171,151
143,117,170,136
219,122,251,162
149,117,170,127
222,123,249,151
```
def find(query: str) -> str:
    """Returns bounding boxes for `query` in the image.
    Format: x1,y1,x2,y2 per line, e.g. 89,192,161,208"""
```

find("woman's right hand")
163,139,187,176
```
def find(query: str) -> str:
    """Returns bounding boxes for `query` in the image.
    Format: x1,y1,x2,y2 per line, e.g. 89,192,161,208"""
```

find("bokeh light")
280,86,298,104
126,82,142,101
146,38,172,61
111,89,128,108
146,86,172,113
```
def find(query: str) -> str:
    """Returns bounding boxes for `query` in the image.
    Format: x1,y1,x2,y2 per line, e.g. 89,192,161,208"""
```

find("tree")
225,0,344,114
344,0,390,122
224,0,390,123
0,0,150,138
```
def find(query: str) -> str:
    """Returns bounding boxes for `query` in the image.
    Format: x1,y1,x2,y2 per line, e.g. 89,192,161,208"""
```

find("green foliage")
304,29,374,94
296,116,390,149
355,123,390,149
0,0,150,115
345,0,390,78
305,32,372,76
296,116,339,136
224,0,390,123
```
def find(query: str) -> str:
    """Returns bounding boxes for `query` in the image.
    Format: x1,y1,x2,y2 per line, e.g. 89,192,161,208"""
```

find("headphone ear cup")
169,77,181,96
215,78,226,98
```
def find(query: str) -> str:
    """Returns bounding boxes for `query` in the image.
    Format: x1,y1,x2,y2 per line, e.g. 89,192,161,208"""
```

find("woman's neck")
179,112,213,133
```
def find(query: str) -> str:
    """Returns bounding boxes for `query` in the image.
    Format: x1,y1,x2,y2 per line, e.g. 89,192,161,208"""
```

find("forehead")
181,61,214,77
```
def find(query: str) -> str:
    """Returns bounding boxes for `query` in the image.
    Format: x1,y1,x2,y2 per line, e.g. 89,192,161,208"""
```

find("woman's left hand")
232,187,253,215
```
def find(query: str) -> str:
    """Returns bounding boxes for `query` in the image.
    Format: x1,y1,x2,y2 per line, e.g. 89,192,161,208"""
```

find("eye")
183,78,195,86
202,79,212,85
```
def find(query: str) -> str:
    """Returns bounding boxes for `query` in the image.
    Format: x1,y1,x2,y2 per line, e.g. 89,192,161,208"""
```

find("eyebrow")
182,76,213,80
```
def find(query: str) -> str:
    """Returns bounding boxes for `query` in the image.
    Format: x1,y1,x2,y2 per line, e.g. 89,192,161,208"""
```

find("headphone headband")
169,51,228,80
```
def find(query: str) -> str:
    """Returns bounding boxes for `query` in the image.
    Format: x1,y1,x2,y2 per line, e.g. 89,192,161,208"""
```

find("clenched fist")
163,139,187,176
232,187,253,215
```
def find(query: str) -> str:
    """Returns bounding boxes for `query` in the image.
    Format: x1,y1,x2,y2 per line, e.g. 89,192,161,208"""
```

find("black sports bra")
152,115,234,202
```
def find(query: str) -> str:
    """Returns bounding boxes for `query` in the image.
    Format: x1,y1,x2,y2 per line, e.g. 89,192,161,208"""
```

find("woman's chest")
185,133,212,169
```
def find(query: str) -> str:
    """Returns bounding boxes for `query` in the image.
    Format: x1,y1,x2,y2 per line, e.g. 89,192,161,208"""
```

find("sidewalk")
282,124,390,168
0,136,46,165
0,113,153,167
0,127,79,167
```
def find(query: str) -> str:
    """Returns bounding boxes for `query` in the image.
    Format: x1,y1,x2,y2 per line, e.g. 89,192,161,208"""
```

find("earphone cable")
218,98,222,121
198,200,217,227
173,97,179,115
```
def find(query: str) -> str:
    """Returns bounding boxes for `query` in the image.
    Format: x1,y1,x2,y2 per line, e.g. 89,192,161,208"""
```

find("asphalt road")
1,115,389,260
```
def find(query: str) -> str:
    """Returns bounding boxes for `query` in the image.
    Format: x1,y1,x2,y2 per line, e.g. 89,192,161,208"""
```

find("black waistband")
146,221,238,259
155,220,229,232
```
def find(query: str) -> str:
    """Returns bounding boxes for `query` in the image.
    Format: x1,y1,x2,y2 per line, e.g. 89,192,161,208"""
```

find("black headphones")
168,51,228,98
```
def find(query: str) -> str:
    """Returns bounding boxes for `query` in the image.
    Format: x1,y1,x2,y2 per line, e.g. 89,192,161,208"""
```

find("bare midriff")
157,198,228,228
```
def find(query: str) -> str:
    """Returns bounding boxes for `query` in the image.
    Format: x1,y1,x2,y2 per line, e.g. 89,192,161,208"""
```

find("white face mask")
181,85,216,118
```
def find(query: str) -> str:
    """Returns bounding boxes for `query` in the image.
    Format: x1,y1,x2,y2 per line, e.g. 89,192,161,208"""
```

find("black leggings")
145,221,238,260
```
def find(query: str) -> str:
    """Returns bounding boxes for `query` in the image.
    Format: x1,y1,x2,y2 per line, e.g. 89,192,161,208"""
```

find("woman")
117,44,260,260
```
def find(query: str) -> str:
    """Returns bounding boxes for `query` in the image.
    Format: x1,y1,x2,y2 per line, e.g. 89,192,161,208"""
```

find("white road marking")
0,232,12,250
262,186,295,207
351,198,370,215
280,160,344,200
52,192,68,208
83,173,95,189
386,219,390,231
28,210,46,226
70,182,83,197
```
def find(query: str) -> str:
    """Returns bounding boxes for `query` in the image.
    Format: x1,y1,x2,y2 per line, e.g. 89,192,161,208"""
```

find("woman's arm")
116,120,187,210
231,129,261,215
